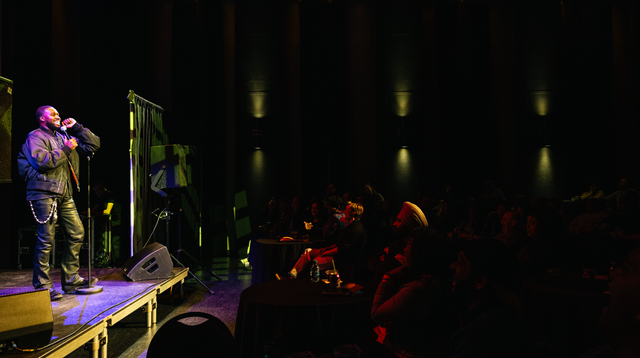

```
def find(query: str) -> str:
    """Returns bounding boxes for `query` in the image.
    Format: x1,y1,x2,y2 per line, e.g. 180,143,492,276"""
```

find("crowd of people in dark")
251,177,640,358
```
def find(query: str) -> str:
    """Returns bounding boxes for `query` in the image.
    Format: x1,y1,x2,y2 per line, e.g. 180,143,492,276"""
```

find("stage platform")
0,266,189,358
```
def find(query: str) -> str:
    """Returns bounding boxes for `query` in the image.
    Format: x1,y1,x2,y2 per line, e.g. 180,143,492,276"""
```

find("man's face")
620,178,628,191
40,107,61,132
392,214,409,238
311,203,319,217
602,247,640,344
501,211,514,232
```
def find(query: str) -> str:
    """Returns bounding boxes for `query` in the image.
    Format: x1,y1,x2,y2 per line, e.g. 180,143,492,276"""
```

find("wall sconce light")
247,92,271,119
248,92,271,149
391,92,413,147
391,91,413,117
530,90,553,147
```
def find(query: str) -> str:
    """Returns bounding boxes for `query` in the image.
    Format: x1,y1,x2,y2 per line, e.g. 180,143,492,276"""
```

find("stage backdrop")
128,91,167,254
0,76,12,269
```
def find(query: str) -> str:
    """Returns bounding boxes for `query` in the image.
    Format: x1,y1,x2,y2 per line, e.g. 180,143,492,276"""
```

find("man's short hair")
35,106,53,123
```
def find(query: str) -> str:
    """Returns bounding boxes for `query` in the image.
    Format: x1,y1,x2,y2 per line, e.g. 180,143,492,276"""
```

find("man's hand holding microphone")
61,118,78,150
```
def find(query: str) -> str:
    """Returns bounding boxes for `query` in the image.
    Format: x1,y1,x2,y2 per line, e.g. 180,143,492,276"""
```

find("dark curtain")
128,90,167,254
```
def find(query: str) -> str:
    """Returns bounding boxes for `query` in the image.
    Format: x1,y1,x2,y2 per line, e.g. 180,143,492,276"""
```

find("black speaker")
122,242,173,281
0,289,53,349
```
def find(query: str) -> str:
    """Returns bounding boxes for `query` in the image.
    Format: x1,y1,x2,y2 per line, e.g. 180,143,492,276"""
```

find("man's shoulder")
26,128,53,140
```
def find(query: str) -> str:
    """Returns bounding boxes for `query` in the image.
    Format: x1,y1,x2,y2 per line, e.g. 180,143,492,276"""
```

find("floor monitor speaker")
122,242,173,281
0,289,52,349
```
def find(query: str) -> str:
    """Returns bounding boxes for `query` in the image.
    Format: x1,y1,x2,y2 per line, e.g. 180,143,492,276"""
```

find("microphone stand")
76,151,102,294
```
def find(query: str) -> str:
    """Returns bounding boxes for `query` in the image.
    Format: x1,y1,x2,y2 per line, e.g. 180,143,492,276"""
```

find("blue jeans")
31,196,85,289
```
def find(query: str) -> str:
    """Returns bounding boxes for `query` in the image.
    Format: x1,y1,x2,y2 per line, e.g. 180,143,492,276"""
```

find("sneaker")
49,288,63,301
62,277,99,294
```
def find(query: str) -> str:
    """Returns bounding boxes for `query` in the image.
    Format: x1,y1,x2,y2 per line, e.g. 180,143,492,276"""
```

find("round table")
251,237,322,285
235,279,373,358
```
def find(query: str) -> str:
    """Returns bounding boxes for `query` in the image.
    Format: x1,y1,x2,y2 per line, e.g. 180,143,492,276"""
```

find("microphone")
60,125,71,140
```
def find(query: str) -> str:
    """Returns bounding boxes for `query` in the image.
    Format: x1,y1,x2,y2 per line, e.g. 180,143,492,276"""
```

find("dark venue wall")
1,0,639,268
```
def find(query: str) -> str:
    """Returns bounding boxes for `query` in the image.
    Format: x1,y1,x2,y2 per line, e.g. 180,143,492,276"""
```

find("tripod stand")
150,161,221,294
154,199,219,295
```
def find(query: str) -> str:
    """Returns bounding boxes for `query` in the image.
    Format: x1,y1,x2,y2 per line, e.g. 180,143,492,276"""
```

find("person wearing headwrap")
366,202,429,290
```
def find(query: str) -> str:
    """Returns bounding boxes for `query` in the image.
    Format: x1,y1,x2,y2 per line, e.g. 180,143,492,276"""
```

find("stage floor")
0,266,188,358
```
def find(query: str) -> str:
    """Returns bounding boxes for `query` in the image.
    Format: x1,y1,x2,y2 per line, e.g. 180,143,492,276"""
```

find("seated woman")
304,201,327,241
574,180,605,201
288,202,366,280
370,227,458,357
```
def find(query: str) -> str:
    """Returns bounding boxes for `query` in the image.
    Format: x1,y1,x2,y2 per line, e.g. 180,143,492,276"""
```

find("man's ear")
474,274,487,290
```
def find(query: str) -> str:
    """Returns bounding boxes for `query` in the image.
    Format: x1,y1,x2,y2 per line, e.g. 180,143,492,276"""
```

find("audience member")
582,244,640,357
363,183,384,213
321,195,344,246
569,198,608,235
514,195,533,220
380,198,397,230
432,183,460,217
494,210,527,249
477,180,508,209
367,202,429,289
449,238,532,358
482,201,508,238
418,195,437,226
255,197,279,228
519,208,565,273
288,202,366,281
455,200,486,242
361,183,385,257
573,180,605,201
370,227,457,357
604,177,640,210
432,199,459,234
602,194,640,240
285,196,305,234
324,183,338,199
304,201,327,240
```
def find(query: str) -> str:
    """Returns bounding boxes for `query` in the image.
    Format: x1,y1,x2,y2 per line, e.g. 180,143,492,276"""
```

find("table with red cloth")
235,279,373,358
520,271,610,358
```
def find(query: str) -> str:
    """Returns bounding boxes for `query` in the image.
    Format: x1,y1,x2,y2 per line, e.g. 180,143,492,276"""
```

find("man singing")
17,106,101,301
